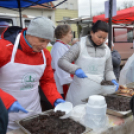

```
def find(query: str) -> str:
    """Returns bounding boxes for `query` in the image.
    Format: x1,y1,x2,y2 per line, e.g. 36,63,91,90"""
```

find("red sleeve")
0,39,13,67
40,49,63,106
0,89,16,109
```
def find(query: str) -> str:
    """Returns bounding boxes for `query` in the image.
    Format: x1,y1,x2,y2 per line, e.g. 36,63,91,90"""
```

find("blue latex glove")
8,101,28,113
75,69,87,78
111,80,119,91
54,99,65,107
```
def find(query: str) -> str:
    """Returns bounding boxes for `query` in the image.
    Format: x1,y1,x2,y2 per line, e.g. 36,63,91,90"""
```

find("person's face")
27,35,50,52
62,29,73,44
91,30,108,45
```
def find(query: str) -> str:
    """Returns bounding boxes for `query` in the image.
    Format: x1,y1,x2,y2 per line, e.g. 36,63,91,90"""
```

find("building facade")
0,2,55,23
53,0,78,37
0,1,78,37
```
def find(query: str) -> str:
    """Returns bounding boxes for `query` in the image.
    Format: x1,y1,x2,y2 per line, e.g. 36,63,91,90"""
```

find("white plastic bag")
119,53,134,85
70,104,86,122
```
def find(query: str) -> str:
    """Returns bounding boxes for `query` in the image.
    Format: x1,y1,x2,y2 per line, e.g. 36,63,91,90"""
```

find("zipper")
95,47,96,57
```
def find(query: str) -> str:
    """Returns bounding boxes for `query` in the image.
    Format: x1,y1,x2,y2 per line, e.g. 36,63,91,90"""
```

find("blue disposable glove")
75,69,87,78
8,101,28,113
111,80,119,91
54,99,65,107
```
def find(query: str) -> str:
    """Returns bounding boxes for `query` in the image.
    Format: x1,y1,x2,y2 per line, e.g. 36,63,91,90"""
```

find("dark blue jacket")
112,50,121,81
0,98,8,134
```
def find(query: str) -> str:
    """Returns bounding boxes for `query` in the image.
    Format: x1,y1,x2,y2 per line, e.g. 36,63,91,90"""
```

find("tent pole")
53,0,67,8
17,0,23,27
108,0,113,49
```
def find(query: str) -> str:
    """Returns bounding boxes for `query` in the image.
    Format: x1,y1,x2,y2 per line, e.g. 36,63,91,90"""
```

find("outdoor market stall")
6,83,134,134
7,111,134,134
93,6,134,24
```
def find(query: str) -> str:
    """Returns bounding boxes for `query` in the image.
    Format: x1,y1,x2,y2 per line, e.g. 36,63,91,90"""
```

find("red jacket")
0,27,62,109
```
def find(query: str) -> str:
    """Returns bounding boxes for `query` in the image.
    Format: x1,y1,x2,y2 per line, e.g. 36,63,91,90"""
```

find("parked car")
0,13,34,32
112,25,134,67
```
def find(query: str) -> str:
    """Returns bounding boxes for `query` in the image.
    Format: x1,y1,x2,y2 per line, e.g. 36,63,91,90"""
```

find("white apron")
51,41,72,94
0,33,46,131
66,37,109,106
119,53,134,85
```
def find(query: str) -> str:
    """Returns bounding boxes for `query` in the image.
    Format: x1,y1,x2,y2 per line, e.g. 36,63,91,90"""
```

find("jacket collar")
20,29,39,54
86,36,107,49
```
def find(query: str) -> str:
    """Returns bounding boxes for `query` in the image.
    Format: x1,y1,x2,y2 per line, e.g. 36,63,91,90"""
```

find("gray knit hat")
26,17,55,41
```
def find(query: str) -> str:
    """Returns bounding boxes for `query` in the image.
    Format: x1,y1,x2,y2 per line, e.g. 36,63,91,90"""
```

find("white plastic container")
54,102,73,119
86,104,107,115
82,114,108,130
81,95,107,130
101,85,116,95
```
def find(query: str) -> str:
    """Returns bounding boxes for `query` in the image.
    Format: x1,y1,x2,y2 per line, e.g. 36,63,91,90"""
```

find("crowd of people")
0,16,133,133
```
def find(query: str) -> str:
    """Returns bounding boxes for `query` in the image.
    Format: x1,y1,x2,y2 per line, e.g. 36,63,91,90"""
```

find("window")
70,3,74,10
25,20,31,28
113,27,133,43
64,2,68,9
0,19,13,35
63,17,70,20
0,18,13,26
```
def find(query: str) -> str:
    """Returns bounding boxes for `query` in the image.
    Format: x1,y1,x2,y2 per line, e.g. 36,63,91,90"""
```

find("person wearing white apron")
119,53,134,85
51,25,73,98
0,33,46,130
0,17,64,131
65,36,110,105
58,20,119,106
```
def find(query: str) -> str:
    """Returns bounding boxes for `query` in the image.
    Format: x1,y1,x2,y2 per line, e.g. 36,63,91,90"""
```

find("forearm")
58,43,81,74
56,68,73,85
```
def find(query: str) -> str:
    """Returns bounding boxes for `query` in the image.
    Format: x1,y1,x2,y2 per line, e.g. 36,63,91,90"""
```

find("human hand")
111,80,119,91
75,69,87,78
8,101,28,113
71,38,79,45
54,99,65,107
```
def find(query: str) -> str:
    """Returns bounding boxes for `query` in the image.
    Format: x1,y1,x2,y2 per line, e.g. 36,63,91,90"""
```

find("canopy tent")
93,6,134,24
0,0,56,8
0,0,67,26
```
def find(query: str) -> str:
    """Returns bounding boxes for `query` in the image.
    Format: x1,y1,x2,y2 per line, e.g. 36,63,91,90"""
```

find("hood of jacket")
1,26,22,45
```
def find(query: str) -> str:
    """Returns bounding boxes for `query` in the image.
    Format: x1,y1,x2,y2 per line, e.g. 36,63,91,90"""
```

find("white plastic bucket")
86,104,107,115
81,95,107,130
101,85,116,95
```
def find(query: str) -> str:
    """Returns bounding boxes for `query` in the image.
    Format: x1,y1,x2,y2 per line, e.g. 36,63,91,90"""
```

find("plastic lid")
54,101,73,114
88,95,106,106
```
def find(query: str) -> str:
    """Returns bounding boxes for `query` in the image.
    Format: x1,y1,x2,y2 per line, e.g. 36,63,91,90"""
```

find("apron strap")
41,50,46,64
11,33,21,63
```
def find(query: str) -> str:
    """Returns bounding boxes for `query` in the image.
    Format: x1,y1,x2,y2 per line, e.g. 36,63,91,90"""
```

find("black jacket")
0,98,8,134
112,50,121,81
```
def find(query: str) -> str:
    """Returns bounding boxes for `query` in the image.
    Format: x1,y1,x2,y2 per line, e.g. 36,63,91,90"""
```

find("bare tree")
122,0,133,9
128,1,133,7
117,7,121,11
